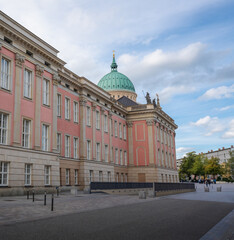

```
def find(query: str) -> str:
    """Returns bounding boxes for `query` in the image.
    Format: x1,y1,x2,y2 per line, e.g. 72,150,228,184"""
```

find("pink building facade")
0,11,178,196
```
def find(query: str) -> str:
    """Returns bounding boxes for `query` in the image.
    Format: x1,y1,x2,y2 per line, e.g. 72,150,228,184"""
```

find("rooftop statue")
153,98,157,108
145,92,151,104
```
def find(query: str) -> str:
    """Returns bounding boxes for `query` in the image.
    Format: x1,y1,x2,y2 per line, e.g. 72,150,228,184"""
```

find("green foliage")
179,152,196,177
204,156,223,177
191,155,205,176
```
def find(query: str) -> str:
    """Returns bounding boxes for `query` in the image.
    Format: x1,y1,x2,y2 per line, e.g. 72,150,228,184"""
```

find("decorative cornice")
146,119,154,126
35,64,44,77
15,53,25,67
91,102,97,111
52,74,61,86
126,121,133,128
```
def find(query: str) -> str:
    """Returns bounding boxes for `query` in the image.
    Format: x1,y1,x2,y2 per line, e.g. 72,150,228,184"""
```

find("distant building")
176,145,234,170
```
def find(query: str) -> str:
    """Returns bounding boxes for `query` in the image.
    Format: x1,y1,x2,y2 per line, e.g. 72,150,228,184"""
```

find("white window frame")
87,140,91,160
0,162,9,186
44,165,51,185
73,137,78,159
65,168,70,185
104,115,108,132
89,170,93,183
65,97,70,120
99,171,103,182
105,145,108,162
86,106,91,126
1,57,10,90
42,124,49,151
119,123,122,139
25,164,32,186
124,151,127,166
96,142,100,161
96,111,100,129
65,135,70,157
120,149,123,165
57,94,61,117
115,148,118,164
108,171,111,182
22,119,30,148
0,113,8,145
75,169,78,185
43,79,50,106
57,133,61,153
23,69,32,99
123,125,126,140
73,101,79,123
114,121,117,137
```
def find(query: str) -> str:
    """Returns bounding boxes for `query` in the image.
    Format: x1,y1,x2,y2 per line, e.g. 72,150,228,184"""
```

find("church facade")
0,11,178,196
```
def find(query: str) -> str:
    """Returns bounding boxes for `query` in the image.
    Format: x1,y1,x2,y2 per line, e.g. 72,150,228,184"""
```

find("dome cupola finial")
111,50,118,72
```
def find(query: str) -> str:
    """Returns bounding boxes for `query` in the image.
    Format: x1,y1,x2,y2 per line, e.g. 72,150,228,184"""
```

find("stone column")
79,97,87,159
127,121,134,166
100,107,105,161
34,64,44,150
154,121,159,166
146,119,155,166
52,74,60,152
108,111,112,163
13,53,25,146
92,103,96,160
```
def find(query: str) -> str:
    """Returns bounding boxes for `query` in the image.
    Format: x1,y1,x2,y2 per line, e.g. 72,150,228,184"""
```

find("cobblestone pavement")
0,192,156,225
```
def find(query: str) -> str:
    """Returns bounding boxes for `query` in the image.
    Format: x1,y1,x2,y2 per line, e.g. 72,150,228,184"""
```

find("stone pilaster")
52,74,60,152
127,121,134,166
108,111,112,163
79,97,87,159
100,107,105,161
146,119,155,166
92,103,96,160
13,53,25,146
34,64,44,150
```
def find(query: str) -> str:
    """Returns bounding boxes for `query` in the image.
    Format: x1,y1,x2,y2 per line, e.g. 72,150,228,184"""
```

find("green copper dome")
98,53,135,93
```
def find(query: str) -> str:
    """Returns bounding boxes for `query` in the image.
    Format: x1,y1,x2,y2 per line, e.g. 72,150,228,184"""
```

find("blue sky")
1,0,233,158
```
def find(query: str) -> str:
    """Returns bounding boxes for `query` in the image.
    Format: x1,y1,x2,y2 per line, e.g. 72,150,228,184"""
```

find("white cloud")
222,120,234,139
176,147,194,158
216,105,234,111
199,84,234,100
192,116,225,136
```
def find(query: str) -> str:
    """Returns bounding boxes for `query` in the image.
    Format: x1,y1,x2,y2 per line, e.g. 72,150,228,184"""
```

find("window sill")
65,118,71,121
0,185,9,188
24,185,33,188
0,87,11,94
74,121,79,124
42,104,50,109
45,185,52,187
23,96,33,101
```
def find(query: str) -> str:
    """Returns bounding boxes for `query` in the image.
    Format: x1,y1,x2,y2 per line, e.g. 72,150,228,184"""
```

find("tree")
191,155,205,178
179,151,197,179
226,151,234,179
204,157,223,179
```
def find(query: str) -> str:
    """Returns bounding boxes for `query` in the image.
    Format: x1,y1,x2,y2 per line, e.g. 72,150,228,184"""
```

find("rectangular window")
114,121,117,137
157,126,159,141
23,69,32,98
25,164,31,185
73,137,78,159
105,145,108,162
75,169,78,185
119,123,122,139
160,128,163,143
108,171,111,182
65,135,70,157
104,115,108,132
96,142,100,161
65,97,70,120
73,101,79,123
0,162,9,186
111,119,113,136
99,171,103,182
87,140,91,160
22,119,30,148
44,165,50,185
65,169,70,185
0,113,8,145
123,125,126,140
168,133,170,147
1,58,10,90
116,172,119,182
86,106,91,126
124,151,127,166
43,79,50,105
115,148,118,164
125,174,128,183
120,150,123,165
121,173,124,183
42,124,49,151
57,94,61,117
57,133,61,153
96,111,100,129
164,131,167,145
89,170,93,183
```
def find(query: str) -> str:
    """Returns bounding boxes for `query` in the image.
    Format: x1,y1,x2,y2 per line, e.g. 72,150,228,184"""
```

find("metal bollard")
32,190,35,202
51,193,54,211
44,192,47,206
27,191,29,199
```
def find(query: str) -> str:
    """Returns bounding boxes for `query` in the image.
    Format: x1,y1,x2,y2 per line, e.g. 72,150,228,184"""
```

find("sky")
1,0,234,158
